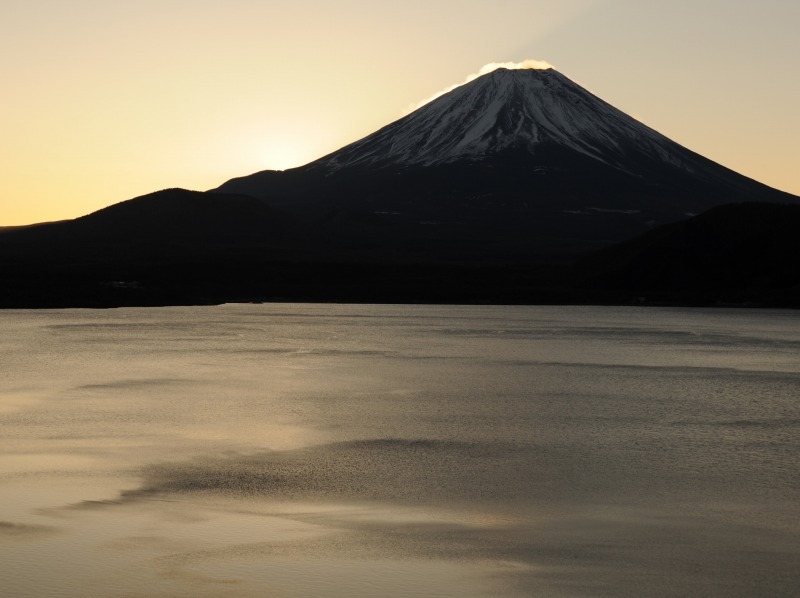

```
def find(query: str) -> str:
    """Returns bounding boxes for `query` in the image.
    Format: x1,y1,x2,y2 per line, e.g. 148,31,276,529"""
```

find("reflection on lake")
1,304,799,597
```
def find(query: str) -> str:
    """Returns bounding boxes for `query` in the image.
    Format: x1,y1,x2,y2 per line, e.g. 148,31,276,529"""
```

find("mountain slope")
214,67,794,257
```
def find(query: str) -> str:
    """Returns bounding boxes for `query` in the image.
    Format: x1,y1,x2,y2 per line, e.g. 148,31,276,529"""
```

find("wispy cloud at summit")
409,59,554,111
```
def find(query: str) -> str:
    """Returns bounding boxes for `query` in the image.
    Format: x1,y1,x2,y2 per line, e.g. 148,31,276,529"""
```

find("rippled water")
1,304,798,597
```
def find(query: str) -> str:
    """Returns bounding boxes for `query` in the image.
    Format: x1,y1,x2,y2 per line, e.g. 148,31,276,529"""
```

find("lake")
1,304,798,597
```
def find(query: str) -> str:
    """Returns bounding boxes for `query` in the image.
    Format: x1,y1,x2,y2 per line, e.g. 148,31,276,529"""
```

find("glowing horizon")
1,1,797,226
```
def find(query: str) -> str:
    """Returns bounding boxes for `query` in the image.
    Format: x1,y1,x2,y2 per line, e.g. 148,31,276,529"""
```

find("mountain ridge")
310,68,694,171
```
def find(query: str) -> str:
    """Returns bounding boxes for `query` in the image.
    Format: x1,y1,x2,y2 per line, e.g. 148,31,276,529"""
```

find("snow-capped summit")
314,67,690,173
213,64,794,257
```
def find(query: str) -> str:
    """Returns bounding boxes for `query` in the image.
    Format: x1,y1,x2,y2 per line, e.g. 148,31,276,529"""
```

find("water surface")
1,304,798,596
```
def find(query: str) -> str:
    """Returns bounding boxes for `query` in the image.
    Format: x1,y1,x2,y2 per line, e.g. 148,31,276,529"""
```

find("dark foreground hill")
575,203,800,307
2,197,799,308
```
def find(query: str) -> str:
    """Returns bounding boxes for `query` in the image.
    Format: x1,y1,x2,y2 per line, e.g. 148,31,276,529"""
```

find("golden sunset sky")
2,0,798,225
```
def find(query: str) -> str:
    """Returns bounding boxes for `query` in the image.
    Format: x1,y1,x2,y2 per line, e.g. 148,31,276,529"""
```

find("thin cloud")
408,59,554,112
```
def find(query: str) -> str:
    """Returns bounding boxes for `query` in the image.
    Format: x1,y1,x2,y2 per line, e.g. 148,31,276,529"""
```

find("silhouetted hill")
2,188,309,254
0,189,325,307
576,203,800,306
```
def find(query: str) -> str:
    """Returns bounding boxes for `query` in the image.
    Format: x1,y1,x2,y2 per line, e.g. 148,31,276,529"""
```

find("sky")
2,0,798,226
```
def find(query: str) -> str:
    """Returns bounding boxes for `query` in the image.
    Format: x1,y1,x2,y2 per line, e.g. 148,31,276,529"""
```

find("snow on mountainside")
314,67,694,173
212,63,794,220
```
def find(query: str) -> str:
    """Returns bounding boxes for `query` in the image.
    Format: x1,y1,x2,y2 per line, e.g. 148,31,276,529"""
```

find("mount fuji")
280,67,734,173
1,65,797,307
213,66,793,257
